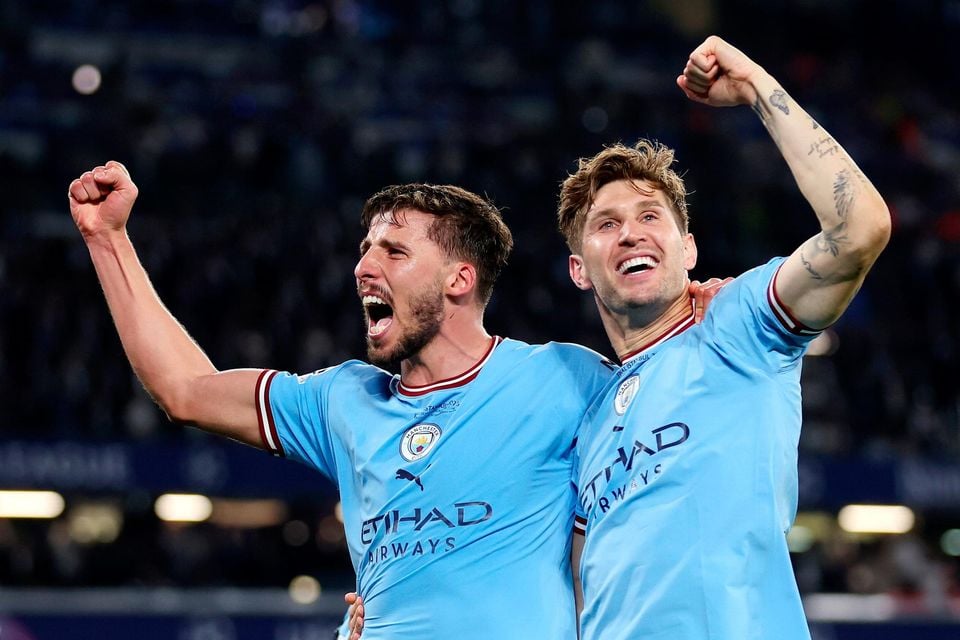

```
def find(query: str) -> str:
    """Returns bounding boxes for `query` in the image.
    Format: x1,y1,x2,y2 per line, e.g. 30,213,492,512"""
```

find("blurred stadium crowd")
0,0,958,617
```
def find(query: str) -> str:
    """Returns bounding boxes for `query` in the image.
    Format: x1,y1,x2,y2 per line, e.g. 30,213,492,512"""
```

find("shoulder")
503,341,616,398
702,257,786,319
276,359,395,392
498,338,615,370
728,257,786,296
698,257,815,365
543,341,616,370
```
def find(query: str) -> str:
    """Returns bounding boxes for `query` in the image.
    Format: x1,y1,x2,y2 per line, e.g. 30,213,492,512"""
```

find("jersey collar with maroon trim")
619,298,696,366
396,336,503,397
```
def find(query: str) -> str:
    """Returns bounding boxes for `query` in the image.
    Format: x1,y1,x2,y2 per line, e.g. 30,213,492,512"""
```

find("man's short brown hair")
361,184,513,305
557,139,689,253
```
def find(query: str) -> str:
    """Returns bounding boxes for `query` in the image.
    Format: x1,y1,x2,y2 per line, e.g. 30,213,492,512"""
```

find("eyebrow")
588,199,665,220
359,237,411,256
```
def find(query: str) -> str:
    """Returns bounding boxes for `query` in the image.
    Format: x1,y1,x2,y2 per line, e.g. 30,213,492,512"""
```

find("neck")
399,313,492,387
601,291,694,362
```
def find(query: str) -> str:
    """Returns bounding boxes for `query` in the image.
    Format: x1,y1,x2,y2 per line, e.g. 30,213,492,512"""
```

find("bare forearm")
750,72,890,279
87,231,216,418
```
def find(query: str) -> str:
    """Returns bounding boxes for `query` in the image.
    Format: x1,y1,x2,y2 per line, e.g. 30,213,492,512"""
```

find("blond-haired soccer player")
559,36,890,640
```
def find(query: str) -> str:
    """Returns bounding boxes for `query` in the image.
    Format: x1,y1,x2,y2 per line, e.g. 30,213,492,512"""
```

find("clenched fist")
676,35,767,108
67,161,138,240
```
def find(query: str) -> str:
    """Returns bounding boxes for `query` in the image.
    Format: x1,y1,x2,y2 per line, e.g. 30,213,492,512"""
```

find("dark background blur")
1,0,959,637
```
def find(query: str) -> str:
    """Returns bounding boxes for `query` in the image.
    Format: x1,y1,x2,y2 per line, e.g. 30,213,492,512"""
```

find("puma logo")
395,468,424,491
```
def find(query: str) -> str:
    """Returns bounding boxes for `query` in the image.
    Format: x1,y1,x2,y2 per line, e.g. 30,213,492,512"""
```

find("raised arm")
677,36,891,329
68,162,265,447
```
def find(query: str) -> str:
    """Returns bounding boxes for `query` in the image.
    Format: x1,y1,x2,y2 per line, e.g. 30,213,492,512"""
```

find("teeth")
362,295,386,305
618,256,657,274
369,318,392,336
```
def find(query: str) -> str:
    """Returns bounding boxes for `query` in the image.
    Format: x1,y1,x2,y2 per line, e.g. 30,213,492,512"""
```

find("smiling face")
355,209,450,369
569,179,697,324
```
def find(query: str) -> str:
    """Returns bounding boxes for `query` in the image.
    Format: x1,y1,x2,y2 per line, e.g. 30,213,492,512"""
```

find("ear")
446,262,477,298
569,254,593,291
683,233,698,271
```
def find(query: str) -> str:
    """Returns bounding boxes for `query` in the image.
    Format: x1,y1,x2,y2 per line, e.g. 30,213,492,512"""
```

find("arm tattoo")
833,169,856,219
810,117,820,130
752,95,781,144
800,244,823,280
770,89,790,115
840,156,869,185
751,95,770,122
814,222,849,257
808,136,840,158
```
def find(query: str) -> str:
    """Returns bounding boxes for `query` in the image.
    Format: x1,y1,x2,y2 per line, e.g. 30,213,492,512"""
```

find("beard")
592,267,689,328
366,282,445,370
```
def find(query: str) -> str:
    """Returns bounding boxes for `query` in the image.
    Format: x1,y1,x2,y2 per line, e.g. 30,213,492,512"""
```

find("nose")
354,250,379,283
618,218,645,245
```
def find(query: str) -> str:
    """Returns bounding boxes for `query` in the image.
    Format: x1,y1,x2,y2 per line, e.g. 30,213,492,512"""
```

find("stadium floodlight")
288,575,321,605
837,504,914,534
208,498,287,528
941,529,960,557
68,503,123,543
0,490,65,518
154,493,213,523
71,64,102,95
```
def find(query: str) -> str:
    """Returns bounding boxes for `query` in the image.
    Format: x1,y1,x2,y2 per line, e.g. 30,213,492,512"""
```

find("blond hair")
558,140,688,253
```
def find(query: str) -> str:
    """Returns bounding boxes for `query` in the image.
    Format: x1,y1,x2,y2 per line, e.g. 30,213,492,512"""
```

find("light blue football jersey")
575,258,819,640
256,337,614,639
335,610,349,640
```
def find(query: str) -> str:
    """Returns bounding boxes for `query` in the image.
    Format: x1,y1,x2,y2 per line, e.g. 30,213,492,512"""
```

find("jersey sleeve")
546,342,617,419
254,366,340,481
572,445,588,536
700,257,821,373
537,342,614,537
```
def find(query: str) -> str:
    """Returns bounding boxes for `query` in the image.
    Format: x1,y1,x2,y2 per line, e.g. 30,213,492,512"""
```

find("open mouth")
363,295,394,338
617,256,658,275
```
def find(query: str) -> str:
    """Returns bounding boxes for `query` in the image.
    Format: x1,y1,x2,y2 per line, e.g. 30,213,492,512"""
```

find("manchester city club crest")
614,375,640,415
399,423,442,461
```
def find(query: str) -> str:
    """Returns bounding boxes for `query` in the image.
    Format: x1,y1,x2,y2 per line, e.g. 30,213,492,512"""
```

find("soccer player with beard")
68,169,617,638
557,37,891,640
